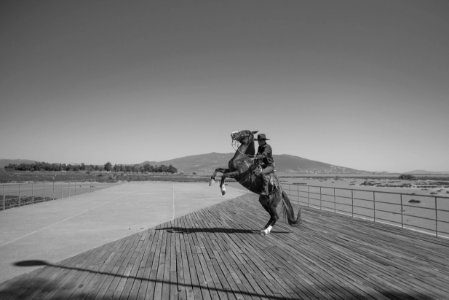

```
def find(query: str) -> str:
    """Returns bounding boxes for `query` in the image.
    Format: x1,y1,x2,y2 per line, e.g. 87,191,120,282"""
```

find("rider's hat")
257,134,269,141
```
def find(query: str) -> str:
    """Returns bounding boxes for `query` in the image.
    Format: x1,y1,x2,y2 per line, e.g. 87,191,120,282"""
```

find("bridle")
231,133,257,159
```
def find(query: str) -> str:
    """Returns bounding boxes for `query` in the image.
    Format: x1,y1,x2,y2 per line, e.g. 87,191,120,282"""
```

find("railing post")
68,182,71,198
320,187,322,210
400,194,404,228
351,190,354,218
32,182,34,204
334,187,336,213
307,185,310,207
297,184,300,204
435,196,438,237
373,191,376,223
52,180,55,200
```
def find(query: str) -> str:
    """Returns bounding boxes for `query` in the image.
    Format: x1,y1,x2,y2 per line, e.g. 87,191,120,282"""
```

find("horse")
210,130,301,235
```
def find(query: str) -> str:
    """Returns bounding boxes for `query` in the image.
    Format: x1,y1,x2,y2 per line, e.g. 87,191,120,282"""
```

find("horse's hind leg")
259,197,271,229
269,194,281,228
266,203,279,234
259,195,279,235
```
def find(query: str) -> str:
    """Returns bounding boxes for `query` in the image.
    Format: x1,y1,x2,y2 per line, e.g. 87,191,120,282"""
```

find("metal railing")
283,183,449,238
0,182,117,211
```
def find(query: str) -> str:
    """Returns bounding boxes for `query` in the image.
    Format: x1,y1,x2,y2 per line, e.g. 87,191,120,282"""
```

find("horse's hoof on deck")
260,229,269,235
260,226,272,235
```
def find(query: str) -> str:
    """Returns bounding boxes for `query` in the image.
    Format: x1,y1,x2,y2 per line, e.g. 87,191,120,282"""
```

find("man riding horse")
210,130,301,235
255,133,274,196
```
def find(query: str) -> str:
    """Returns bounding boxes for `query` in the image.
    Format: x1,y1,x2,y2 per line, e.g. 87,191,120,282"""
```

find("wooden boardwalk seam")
1,193,449,299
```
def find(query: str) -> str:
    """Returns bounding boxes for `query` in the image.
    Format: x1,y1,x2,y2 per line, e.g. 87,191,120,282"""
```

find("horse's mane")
245,135,256,157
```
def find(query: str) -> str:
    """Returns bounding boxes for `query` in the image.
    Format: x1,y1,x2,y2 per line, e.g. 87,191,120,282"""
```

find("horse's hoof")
260,225,272,235
221,186,226,196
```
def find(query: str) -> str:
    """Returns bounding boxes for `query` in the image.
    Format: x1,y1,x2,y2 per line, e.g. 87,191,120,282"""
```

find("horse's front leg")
210,168,228,186
219,170,240,195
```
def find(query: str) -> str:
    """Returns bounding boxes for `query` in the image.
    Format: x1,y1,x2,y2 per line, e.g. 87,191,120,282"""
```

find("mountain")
156,153,234,175
151,153,368,175
0,159,37,169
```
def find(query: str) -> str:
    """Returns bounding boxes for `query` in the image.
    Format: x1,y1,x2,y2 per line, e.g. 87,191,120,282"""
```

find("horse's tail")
281,190,302,226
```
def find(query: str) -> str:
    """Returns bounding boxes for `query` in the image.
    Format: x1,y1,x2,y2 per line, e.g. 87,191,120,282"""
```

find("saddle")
253,165,280,195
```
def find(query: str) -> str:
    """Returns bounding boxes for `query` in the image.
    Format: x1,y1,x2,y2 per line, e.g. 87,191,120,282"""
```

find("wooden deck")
1,193,449,299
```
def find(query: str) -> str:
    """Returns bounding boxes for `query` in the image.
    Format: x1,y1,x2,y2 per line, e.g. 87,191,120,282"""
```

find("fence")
283,183,449,238
1,182,117,211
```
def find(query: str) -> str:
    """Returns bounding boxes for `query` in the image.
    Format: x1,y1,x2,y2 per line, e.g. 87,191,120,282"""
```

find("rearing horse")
210,130,301,235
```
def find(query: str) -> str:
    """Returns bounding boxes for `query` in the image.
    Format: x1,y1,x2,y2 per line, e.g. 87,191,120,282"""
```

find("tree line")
4,162,178,174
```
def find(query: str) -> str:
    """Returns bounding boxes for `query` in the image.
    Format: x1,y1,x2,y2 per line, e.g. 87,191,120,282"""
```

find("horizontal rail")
283,183,449,238
1,182,118,211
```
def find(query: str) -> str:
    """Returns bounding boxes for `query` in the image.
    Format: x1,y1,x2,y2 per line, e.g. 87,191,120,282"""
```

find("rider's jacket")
256,144,274,168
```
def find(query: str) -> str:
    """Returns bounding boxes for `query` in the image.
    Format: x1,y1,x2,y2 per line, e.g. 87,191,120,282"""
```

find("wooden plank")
53,247,113,299
135,230,159,299
66,247,119,299
188,211,216,300
144,227,164,300
128,230,157,299
194,209,237,300
95,234,141,299
168,220,178,300
118,231,152,299
179,213,206,300
150,226,167,300
173,217,187,300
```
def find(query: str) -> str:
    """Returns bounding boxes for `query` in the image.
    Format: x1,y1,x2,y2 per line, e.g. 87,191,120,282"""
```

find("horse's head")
230,130,258,145
230,130,258,158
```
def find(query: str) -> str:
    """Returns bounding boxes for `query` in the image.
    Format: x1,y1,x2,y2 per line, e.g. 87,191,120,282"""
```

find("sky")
1,0,449,173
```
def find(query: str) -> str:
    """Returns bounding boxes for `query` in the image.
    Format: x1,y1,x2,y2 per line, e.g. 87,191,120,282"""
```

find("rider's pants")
261,165,274,195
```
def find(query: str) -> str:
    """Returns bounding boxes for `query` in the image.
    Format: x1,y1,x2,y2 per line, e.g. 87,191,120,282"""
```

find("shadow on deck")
1,193,448,299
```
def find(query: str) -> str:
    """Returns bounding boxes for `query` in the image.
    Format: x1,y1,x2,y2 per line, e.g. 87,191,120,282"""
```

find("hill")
1,155,370,175
152,153,368,175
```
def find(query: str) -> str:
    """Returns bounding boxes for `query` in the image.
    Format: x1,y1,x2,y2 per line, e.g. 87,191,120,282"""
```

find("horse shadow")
156,227,290,234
